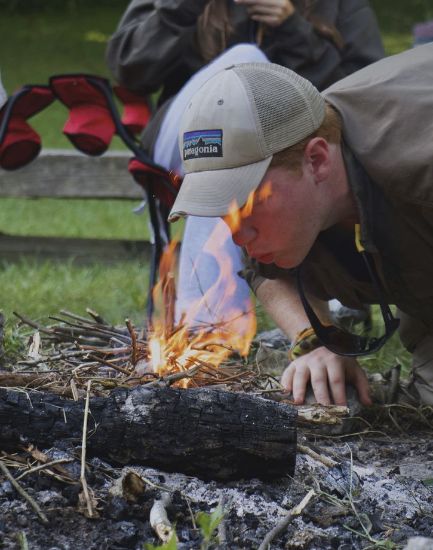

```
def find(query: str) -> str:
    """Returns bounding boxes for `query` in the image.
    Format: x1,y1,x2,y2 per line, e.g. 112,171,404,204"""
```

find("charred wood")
0,386,297,480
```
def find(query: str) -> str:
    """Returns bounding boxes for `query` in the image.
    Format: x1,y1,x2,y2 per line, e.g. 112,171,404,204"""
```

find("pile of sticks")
3,309,272,398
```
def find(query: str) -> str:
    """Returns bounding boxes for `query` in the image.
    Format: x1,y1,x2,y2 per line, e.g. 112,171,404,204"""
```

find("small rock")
0,481,14,496
110,520,138,545
16,515,28,528
36,490,66,506
106,496,129,520
255,328,291,349
404,537,433,550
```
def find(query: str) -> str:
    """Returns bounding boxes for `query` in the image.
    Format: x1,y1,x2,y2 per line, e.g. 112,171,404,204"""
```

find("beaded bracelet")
288,327,322,361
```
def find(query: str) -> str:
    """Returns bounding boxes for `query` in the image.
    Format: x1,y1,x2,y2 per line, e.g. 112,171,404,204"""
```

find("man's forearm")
256,278,331,340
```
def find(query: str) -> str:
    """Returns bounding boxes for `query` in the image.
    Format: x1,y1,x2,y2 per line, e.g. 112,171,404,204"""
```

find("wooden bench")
0,149,152,263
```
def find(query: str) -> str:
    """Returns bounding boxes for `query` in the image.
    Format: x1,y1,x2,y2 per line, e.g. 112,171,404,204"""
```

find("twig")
217,494,228,546
13,312,53,336
16,531,29,550
17,349,90,366
162,272,176,339
85,308,107,325
87,353,131,375
184,496,197,530
15,458,74,481
140,364,203,388
60,309,123,334
80,380,96,518
150,492,176,543
60,309,106,325
258,489,315,550
0,460,49,524
297,444,338,468
297,404,349,425
126,319,138,365
79,345,131,354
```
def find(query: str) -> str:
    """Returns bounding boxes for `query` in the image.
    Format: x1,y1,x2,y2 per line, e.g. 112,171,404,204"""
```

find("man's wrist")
288,327,322,360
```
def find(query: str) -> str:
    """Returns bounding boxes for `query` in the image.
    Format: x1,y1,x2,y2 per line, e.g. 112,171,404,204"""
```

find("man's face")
224,165,324,269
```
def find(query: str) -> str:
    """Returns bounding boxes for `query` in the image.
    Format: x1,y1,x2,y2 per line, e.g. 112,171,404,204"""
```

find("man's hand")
281,347,373,406
235,0,295,27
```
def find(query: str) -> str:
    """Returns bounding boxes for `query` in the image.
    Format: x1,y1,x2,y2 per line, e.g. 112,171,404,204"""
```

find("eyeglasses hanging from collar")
295,224,400,357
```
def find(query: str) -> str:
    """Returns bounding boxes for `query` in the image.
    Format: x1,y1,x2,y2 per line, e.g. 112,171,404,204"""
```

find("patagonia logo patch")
183,129,223,161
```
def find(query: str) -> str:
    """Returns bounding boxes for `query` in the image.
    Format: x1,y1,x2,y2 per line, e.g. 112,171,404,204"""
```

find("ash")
0,431,432,549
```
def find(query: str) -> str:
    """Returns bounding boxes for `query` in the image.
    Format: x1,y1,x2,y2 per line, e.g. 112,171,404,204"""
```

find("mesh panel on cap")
234,63,325,156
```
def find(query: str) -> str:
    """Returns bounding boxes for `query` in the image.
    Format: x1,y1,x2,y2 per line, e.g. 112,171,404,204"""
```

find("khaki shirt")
245,43,433,328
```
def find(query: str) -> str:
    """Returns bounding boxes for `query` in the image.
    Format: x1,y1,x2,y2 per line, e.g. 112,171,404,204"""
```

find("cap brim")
168,156,272,221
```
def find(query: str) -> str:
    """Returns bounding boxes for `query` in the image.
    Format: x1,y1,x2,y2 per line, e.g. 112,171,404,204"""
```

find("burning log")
0,385,297,480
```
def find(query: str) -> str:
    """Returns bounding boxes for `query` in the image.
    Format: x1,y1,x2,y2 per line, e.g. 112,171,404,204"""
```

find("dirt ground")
1,326,432,549
1,417,432,549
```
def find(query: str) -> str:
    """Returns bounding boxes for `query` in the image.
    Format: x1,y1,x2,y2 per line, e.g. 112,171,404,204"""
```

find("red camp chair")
113,85,152,136
0,84,55,170
0,75,180,320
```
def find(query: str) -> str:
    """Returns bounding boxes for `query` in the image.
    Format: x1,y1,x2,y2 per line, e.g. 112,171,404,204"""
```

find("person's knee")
221,43,268,65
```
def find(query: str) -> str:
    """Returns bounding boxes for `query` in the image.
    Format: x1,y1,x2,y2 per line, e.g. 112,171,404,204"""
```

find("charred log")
0,386,297,480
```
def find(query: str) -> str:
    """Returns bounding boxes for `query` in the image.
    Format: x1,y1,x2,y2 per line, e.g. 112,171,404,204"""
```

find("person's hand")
281,347,372,406
235,0,295,27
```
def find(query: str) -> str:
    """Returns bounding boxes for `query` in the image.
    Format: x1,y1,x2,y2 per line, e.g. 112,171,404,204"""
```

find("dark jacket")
106,0,384,104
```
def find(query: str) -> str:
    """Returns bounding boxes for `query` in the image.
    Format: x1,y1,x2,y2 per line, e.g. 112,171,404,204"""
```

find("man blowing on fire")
168,42,433,408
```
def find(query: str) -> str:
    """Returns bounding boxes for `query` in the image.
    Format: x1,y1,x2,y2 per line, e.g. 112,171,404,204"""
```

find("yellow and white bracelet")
288,327,322,361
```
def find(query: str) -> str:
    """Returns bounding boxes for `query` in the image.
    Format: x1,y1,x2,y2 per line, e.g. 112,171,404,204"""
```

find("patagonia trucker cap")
169,62,325,221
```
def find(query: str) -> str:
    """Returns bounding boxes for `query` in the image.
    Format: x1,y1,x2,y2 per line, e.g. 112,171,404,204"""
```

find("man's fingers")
351,368,373,406
310,366,332,405
291,363,311,404
280,350,372,408
328,368,347,406
280,363,294,392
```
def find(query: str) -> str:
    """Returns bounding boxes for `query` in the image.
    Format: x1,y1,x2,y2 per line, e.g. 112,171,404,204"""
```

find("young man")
168,43,433,408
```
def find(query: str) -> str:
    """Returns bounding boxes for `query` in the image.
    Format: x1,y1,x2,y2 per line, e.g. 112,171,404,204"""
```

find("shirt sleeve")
240,253,295,294
262,0,385,90
106,0,210,94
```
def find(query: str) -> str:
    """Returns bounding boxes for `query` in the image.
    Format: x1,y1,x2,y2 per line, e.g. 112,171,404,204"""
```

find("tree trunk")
0,386,297,480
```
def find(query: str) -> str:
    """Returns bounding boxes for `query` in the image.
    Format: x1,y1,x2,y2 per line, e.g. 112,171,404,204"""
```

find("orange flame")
147,213,259,387
224,180,272,234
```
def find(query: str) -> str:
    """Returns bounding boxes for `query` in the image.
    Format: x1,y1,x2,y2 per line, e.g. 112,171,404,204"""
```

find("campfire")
145,185,274,386
147,220,256,388
7,201,265,396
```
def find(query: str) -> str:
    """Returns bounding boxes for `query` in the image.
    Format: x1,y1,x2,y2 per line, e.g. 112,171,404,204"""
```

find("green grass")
0,198,151,239
0,258,150,328
370,0,432,55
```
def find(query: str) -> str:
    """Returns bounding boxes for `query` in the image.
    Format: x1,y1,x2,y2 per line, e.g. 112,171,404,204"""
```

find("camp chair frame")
0,76,180,322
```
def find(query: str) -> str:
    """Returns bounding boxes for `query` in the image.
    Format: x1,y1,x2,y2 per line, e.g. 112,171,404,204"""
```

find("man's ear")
303,137,330,183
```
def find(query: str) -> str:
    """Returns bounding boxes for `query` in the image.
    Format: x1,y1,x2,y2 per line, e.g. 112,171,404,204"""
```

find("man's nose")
232,224,257,247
